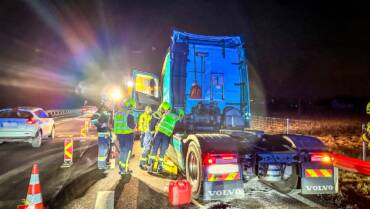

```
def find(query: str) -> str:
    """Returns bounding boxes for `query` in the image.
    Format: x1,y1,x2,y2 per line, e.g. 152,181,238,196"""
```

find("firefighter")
91,98,112,170
148,102,183,173
114,98,136,175
138,106,152,149
138,106,153,170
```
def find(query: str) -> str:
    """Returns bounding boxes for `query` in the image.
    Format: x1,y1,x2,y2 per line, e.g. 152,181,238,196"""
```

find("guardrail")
46,109,82,118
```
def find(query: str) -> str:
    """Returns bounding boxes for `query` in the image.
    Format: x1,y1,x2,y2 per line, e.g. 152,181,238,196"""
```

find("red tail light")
27,117,37,125
203,153,238,165
310,152,333,164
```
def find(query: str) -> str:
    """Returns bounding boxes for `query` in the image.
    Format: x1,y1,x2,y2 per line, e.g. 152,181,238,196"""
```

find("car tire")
32,130,42,148
49,126,55,140
186,141,203,199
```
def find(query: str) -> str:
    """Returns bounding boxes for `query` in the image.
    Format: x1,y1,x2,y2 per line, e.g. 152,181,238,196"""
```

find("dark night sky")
0,0,369,109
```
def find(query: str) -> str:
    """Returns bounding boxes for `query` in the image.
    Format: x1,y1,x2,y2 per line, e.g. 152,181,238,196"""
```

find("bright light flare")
127,80,134,87
110,88,122,101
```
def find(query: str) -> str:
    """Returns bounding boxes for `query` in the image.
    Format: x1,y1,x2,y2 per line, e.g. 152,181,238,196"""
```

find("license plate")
2,122,18,128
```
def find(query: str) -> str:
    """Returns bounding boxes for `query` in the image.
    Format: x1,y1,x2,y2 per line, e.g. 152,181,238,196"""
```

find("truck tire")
265,165,299,194
31,130,42,148
186,141,203,199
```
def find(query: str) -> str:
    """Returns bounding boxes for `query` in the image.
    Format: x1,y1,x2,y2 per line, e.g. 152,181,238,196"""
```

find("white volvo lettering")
208,189,244,196
306,185,333,191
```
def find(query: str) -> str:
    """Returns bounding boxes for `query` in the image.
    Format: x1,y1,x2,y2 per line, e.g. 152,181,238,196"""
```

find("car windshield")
0,109,33,118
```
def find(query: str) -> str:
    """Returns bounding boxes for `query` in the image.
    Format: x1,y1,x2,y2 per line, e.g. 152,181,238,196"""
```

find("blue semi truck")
131,30,338,200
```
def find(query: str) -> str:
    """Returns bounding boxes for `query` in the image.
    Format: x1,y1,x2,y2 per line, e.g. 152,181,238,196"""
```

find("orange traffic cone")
24,163,44,209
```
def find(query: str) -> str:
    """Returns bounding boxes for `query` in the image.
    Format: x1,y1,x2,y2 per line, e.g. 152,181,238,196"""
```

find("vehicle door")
35,110,52,136
131,69,161,112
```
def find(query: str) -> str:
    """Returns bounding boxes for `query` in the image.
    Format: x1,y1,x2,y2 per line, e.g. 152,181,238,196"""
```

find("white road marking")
94,191,114,209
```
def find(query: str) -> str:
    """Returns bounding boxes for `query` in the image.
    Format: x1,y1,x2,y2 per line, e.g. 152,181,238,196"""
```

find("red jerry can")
168,180,192,206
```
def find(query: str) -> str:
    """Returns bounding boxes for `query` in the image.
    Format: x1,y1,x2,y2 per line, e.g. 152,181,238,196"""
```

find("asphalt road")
0,115,339,209
0,116,97,209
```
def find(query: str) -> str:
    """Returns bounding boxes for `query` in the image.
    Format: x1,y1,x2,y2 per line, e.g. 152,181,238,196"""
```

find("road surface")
0,116,338,209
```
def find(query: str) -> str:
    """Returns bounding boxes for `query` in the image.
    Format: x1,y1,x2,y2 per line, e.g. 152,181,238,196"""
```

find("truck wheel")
31,130,42,148
186,141,203,199
269,165,298,193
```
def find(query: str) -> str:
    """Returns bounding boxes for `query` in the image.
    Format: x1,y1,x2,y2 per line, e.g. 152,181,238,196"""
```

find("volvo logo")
208,189,244,196
306,185,334,191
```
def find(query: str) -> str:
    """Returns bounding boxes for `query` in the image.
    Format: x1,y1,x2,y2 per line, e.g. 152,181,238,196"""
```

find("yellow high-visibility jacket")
138,112,152,132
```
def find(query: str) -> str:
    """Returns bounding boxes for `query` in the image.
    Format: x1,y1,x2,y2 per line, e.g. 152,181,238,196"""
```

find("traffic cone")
24,163,44,209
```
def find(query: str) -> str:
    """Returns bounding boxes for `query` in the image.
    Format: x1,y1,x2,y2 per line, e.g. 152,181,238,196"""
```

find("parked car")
0,107,55,147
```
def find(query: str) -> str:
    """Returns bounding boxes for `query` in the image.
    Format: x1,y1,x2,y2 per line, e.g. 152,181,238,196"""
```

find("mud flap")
301,163,338,194
203,180,245,201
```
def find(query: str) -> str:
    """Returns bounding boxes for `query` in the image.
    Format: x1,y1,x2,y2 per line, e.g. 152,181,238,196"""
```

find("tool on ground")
168,180,192,206
61,138,73,168
17,163,44,209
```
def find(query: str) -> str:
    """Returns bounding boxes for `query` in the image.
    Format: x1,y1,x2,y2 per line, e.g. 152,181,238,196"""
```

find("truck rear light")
203,153,238,165
310,152,333,164
207,164,239,175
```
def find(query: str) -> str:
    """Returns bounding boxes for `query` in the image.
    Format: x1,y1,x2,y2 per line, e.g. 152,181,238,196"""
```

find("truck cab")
130,30,338,201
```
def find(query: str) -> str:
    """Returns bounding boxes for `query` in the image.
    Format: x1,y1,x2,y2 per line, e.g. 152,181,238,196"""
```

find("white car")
0,107,55,147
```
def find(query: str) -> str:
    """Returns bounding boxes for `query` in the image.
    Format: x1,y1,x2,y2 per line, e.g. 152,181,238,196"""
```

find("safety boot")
157,160,164,174
139,160,147,171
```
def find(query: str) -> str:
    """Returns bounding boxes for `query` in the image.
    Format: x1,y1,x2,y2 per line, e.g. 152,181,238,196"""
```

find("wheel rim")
188,152,199,191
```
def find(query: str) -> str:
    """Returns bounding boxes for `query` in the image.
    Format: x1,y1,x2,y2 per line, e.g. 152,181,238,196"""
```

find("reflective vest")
138,112,151,132
156,112,178,137
114,111,133,134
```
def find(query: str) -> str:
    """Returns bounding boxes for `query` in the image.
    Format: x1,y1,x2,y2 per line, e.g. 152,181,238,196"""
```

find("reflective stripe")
98,156,106,161
26,193,42,204
29,174,39,185
125,150,131,172
149,155,157,160
140,157,148,161
305,169,333,178
98,132,110,137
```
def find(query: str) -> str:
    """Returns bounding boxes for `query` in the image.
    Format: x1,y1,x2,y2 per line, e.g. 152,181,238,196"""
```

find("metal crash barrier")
46,109,82,118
